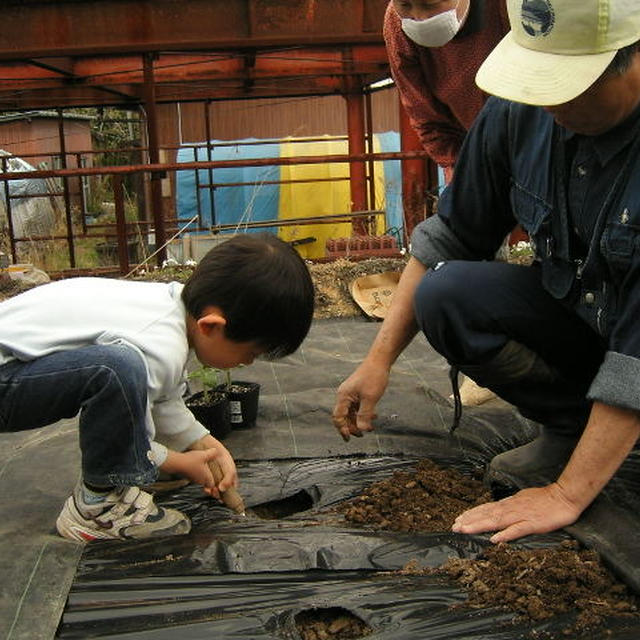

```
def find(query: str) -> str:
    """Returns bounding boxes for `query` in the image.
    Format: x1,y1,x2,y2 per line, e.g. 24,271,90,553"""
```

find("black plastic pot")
185,390,232,440
216,381,261,429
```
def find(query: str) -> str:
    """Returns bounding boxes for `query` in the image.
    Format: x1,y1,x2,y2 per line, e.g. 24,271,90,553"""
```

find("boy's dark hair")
182,232,314,358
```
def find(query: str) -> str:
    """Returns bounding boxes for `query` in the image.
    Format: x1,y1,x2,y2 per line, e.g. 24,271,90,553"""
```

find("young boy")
0,233,314,541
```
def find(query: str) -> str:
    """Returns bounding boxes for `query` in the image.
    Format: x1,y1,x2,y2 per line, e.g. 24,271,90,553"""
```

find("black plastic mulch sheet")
56,319,640,639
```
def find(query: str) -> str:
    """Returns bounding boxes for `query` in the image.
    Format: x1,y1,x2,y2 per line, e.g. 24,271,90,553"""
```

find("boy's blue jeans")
0,344,158,487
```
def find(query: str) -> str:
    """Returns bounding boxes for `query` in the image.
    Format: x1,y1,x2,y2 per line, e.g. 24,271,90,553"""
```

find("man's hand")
451,483,583,543
452,402,640,543
331,256,426,442
332,363,389,441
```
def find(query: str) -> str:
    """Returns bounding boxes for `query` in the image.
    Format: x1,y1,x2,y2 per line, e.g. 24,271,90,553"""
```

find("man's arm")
452,401,640,541
332,99,515,441
332,257,426,440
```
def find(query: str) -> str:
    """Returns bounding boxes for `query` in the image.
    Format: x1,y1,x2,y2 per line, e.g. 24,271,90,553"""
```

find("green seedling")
187,365,221,403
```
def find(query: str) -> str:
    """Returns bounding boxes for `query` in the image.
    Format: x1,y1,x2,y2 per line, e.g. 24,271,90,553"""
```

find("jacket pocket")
601,220,639,286
510,183,552,259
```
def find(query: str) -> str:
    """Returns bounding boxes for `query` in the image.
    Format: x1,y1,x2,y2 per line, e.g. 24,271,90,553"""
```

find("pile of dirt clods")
330,459,639,638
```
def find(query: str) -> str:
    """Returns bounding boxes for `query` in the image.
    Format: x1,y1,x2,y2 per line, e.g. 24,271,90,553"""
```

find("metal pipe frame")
0,149,429,275
0,150,429,182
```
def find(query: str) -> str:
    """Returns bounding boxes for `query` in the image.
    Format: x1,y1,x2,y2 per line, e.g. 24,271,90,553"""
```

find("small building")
0,110,95,207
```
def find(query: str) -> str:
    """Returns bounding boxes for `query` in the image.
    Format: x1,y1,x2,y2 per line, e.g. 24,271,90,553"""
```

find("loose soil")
185,390,227,407
295,608,372,640
432,542,639,637
330,459,640,638
335,459,490,533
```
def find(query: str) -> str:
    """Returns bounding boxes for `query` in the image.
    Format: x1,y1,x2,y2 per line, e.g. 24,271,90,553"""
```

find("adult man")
333,0,640,543
384,0,509,181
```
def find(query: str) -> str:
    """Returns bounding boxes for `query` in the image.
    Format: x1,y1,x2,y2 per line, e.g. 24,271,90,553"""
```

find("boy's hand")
187,434,239,498
159,448,219,491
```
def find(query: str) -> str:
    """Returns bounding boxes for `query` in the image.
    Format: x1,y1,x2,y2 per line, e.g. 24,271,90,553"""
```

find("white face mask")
401,3,467,48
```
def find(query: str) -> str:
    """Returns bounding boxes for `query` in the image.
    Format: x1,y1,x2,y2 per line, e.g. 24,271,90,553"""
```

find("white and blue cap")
476,0,640,106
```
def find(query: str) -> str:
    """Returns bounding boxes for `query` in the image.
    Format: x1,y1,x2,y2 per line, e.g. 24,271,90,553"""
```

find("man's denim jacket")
410,97,640,413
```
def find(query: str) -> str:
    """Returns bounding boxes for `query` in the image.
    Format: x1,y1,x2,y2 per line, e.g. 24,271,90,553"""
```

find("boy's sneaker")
56,483,191,542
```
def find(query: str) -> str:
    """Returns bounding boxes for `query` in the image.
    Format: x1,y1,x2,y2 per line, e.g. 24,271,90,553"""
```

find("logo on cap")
521,0,555,37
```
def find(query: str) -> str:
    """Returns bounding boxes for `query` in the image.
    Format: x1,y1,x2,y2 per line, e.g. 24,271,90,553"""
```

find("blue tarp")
176,134,404,239
176,139,281,233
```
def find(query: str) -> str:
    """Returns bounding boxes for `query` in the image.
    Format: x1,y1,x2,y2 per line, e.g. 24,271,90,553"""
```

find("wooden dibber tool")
208,458,246,516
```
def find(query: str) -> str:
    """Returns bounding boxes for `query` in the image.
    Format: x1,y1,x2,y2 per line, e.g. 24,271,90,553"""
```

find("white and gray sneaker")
56,482,191,542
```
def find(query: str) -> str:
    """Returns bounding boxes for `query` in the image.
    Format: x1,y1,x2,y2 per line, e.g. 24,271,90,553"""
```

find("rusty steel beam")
0,0,388,60
365,91,377,213
0,1,390,109
0,87,139,111
1,157,18,263
112,175,131,274
0,44,389,109
0,81,375,111
27,57,76,78
1,49,387,88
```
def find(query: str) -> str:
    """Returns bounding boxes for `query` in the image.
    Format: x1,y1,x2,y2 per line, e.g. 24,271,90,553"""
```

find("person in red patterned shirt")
385,0,509,181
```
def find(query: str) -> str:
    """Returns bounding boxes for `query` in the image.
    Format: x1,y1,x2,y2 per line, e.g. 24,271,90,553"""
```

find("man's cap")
476,0,640,106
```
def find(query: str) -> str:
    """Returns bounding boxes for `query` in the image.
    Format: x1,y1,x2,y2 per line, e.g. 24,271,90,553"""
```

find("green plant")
187,365,222,403
187,365,241,401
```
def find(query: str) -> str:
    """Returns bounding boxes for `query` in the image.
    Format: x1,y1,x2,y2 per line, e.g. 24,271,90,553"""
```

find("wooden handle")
208,459,246,514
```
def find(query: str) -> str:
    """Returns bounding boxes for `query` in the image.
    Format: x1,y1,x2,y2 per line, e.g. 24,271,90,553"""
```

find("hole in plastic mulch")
250,489,315,519
294,607,373,640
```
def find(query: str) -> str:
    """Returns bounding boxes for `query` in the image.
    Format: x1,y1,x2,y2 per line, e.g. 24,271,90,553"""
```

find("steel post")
346,92,367,235
142,53,167,264
399,98,428,245
57,109,76,268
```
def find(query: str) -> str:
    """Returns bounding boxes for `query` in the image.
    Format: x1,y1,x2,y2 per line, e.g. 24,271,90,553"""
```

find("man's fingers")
332,396,354,429
332,411,355,441
490,521,531,544
451,486,579,543
333,412,376,441
452,502,504,535
355,410,377,432
452,495,524,533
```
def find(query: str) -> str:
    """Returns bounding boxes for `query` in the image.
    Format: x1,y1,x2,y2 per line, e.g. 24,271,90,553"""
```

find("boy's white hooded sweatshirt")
0,277,209,465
